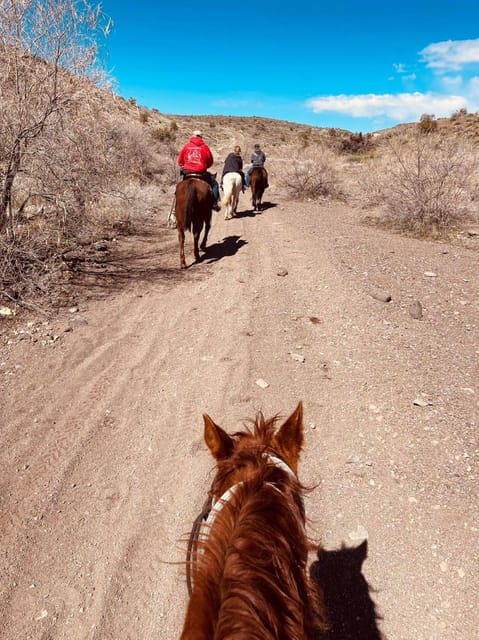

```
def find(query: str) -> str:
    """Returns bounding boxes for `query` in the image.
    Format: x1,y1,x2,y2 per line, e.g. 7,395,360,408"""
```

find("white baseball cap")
193,129,202,137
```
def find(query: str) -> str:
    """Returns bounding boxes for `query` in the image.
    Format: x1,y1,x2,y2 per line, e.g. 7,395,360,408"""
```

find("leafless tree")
375,133,477,232
0,0,111,235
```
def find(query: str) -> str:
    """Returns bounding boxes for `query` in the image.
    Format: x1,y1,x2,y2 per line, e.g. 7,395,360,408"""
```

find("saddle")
182,171,206,181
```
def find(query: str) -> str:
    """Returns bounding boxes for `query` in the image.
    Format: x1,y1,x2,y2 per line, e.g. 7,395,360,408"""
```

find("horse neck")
194,471,316,638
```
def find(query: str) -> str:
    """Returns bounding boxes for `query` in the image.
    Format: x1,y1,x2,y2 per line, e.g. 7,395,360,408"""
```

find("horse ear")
203,414,234,460
275,402,304,472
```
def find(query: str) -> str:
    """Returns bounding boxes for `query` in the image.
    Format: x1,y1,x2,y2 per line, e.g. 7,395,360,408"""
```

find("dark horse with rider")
174,132,269,268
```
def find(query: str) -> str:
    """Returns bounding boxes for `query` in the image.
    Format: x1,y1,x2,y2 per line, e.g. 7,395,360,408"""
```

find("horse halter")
186,453,303,596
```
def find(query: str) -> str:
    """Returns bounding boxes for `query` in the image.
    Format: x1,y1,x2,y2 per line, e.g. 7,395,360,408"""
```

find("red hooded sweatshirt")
177,136,214,172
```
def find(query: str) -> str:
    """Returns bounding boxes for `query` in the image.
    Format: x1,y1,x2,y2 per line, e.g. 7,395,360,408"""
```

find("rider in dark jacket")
245,143,268,187
221,146,245,190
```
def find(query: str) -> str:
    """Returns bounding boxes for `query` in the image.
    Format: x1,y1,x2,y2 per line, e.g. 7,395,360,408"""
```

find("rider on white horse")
221,146,245,192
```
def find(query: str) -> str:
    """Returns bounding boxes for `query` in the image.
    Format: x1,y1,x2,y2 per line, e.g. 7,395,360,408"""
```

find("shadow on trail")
235,201,278,218
202,234,247,263
311,540,384,640
64,225,206,301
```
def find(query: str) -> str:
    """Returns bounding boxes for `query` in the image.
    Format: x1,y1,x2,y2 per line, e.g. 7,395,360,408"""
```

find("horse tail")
185,180,197,231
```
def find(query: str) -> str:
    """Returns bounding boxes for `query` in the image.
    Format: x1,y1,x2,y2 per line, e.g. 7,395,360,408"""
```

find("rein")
185,453,303,597
186,494,212,597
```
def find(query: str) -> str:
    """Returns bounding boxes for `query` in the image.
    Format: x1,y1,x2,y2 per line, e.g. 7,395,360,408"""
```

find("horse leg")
177,227,186,269
222,187,232,220
193,228,201,262
200,214,211,251
233,189,239,215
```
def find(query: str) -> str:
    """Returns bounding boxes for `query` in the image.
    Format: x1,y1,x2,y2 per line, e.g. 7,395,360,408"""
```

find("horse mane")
189,414,327,639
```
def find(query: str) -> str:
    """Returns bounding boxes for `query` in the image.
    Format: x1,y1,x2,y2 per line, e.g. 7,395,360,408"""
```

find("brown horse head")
175,178,214,268
180,402,328,640
204,402,304,497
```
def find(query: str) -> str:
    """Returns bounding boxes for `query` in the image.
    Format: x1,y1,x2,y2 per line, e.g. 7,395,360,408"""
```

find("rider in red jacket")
178,131,221,210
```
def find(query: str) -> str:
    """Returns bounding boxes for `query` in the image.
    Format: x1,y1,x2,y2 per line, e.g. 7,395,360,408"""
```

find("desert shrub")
151,126,176,143
418,113,438,134
278,148,344,201
369,134,476,233
139,110,149,123
155,144,180,187
339,132,375,155
299,129,312,148
450,107,468,120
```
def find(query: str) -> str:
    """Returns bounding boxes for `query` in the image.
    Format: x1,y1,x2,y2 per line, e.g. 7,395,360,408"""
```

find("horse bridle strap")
186,495,212,597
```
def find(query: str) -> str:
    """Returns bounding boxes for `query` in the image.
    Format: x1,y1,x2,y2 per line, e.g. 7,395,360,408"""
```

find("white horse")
221,172,242,220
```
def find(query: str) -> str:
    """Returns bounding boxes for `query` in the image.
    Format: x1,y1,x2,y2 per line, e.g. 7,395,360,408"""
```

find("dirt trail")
1,192,478,640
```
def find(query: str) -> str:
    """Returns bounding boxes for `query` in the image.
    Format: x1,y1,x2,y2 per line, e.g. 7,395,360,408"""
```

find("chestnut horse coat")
180,403,328,639
175,177,214,268
250,166,268,212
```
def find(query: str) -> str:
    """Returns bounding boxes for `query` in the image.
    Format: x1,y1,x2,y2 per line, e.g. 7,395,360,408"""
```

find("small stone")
424,271,437,277
68,306,80,313
408,300,423,319
413,397,432,407
290,352,305,363
0,306,14,317
440,561,448,572
370,289,392,302
36,610,48,621
309,316,322,324
255,378,269,389
349,525,368,541
277,268,288,277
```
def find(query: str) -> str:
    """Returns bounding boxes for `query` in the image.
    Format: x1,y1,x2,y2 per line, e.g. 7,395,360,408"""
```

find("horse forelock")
192,466,326,638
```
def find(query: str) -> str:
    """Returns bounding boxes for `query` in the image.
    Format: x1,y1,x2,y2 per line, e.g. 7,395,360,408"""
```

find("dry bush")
0,0,111,232
338,132,375,155
0,1,172,303
277,148,344,201
155,145,180,188
363,133,477,233
418,113,438,134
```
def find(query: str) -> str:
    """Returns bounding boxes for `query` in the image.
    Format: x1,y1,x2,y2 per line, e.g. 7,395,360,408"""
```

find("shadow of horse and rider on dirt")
174,167,273,269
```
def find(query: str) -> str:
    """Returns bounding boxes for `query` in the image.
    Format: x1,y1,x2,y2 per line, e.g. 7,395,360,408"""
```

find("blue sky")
100,0,479,133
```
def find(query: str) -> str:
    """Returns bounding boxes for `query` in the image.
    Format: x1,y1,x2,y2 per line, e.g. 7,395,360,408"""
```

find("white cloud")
306,92,468,120
420,39,479,71
467,76,479,100
393,63,407,74
441,75,463,91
